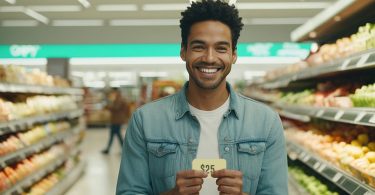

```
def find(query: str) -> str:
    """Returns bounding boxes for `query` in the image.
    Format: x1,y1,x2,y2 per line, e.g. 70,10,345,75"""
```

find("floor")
65,128,301,195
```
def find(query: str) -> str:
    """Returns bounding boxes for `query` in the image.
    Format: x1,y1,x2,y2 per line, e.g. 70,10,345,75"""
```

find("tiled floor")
65,128,300,195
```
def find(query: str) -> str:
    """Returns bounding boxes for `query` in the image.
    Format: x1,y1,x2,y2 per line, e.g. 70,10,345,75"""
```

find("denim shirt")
116,82,288,195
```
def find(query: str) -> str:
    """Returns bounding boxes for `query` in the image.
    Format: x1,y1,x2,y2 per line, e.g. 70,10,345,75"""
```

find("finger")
178,184,202,194
177,170,208,178
216,177,242,186
212,169,242,178
177,178,204,187
218,185,241,194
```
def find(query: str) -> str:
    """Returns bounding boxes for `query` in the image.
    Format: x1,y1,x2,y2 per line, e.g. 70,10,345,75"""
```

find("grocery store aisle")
65,128,124,195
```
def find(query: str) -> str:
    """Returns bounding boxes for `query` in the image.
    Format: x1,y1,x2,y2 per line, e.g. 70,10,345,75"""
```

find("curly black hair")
180,0,243,50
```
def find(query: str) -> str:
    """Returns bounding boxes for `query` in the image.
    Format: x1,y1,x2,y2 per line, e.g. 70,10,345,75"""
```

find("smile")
198,68,220,74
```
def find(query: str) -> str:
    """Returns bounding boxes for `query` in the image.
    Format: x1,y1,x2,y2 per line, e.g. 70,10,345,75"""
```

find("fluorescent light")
244,18,309,25
110,19,178,26
2,20,38,27
0,6,23,12
0,58,47,66
23,8,49,24
110,80,134,87
96,4,137,11
78,0,91,8
142,3,189,11
69,57,185,65
236,2,331,10
139,72,168,78
29,5,81,12
244,71,266,80
53,20,103,26
236,57,300,65
84,81,105,88
4,0,15,4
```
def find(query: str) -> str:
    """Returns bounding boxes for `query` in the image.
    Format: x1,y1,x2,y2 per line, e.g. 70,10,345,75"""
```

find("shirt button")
224,137,231,142
188,138,194,143
224,146,230,152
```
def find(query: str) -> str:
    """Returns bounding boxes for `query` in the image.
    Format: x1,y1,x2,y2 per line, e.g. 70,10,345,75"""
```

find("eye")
192,45,204,51
216,47,228,53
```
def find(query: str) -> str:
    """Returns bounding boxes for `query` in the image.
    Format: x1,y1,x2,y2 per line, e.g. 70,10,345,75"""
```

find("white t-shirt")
188,97,230,195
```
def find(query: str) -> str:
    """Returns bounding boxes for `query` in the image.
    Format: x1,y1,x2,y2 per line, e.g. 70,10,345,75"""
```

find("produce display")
0,65,70,87
0,95,78,122
289,166,339,195
285,121,375,188
351,83,375,107
24,156,80,195
0,121,71,156
279,82,374,108
0,144,65,192
265,23,375,81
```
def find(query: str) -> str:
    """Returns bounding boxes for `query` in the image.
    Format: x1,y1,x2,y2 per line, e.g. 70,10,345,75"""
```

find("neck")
186,81,229,111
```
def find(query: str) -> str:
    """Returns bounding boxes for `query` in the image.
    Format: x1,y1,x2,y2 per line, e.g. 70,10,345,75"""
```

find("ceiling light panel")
96,4,138,11
243,18,309,25
2,19,38,26
110,19,178,26
53,20,103,26
29,5,81,12
236,2,331,10
4,0,15,4
0,6,23,12
78,0,91,8
23,8,49,24
142,3,189,11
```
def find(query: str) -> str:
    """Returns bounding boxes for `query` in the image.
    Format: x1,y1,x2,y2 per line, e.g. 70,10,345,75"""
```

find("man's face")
180,20,237,90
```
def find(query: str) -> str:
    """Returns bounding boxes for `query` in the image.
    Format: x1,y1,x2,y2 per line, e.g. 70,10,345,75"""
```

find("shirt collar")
175,81,240,120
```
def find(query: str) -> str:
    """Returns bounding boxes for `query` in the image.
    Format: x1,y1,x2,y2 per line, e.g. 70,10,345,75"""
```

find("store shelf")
275,103,375,127
0,83,83,95
0,109,84,136
0,125,82,169
286,140,375,195
1,146,81,195
259,49,375,89
45,161,85,195
291,0,375,42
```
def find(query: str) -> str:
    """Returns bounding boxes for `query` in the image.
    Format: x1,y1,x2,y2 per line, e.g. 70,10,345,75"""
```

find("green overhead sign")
0,43,311,59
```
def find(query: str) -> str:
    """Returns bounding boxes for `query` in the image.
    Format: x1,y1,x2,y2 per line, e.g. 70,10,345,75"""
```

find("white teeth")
199,68,219,73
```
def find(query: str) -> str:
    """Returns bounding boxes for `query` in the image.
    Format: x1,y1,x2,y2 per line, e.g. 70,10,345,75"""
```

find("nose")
202,48,216,64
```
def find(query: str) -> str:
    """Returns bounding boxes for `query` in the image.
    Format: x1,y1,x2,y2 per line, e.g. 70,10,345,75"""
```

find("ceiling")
0,0,336,44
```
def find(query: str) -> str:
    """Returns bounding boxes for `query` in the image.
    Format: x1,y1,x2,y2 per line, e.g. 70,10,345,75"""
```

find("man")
102,88,128,154
116,1,288,194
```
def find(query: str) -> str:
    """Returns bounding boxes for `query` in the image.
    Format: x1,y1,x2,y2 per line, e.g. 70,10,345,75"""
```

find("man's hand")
161,170,208,195
212,169,248,195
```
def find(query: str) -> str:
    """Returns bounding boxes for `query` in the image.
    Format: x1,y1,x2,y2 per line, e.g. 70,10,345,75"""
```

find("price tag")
332,172,342,182
318,164,326,172
313,162,320,170
302,155,310,162
334,110,345,120
192,159,226,178
356,53,370,67
369,114,375,124
354,112,366,122
316,110,325,117
340,59,351,70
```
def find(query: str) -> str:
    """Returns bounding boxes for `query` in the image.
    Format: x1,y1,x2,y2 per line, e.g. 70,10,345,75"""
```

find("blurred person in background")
102,88,128,154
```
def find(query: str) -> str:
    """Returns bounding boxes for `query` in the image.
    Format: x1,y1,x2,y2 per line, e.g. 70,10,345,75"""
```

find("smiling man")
116,1,288,195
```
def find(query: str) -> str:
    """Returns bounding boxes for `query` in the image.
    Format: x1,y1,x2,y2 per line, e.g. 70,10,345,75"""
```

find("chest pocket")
237,141,266,180
147,142,178,178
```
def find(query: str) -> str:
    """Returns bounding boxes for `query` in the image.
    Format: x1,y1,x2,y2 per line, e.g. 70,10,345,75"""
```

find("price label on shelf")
313,162,320,170
332,172,343,183
334,110,345,120
355,112,367,123
340,59,351,70
318,164,326,172
302,155,310,162
369,114,375,124
316,110,325,117
356,53,370,67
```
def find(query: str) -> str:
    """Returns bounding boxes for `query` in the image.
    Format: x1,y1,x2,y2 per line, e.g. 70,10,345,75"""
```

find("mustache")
192,61,223,68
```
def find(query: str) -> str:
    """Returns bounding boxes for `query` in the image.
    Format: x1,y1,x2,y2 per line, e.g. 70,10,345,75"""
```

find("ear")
232,49,238,64
180,45,186,62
